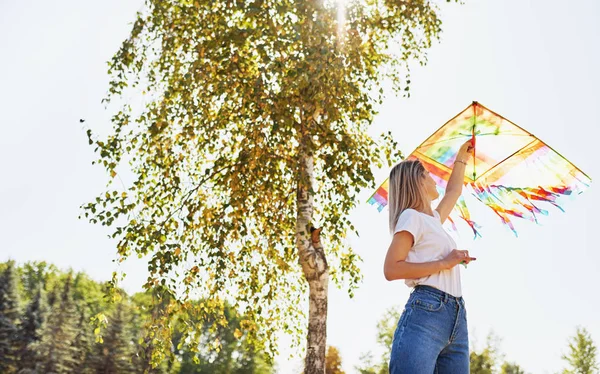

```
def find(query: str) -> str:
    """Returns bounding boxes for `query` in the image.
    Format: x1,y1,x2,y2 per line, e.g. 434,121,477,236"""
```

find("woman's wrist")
455,159,468,165
438,259,449,271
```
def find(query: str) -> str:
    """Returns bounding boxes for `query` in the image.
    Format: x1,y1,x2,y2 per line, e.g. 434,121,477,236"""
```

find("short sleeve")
393,209,423,243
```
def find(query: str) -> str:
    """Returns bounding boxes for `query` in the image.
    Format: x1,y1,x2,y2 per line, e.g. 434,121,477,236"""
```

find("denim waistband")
413,285,464,305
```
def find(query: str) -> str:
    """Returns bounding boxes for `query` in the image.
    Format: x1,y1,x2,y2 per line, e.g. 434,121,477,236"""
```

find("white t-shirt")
393,208,462,297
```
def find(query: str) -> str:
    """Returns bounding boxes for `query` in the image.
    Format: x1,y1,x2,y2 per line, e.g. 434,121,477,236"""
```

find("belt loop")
443,293,448,303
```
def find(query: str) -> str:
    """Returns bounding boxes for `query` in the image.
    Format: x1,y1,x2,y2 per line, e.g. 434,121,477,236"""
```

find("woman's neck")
419,202,434,217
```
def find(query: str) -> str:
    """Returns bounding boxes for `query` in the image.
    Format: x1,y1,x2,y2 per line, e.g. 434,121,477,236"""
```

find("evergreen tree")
71,308,94,373
33,275,80,374
0,261,20,373
562,326,599,374
46,285,58,309
18,261,59,301
16,286,45,371
88,302,134,374
130,291,176,374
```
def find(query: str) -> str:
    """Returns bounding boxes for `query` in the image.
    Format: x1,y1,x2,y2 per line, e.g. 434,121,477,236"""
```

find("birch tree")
83,0,454,372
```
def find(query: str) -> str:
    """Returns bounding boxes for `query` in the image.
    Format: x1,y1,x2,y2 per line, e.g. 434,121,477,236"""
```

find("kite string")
472,104,477,180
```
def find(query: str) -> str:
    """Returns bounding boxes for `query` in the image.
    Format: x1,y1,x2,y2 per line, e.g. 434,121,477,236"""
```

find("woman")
384,140,476,374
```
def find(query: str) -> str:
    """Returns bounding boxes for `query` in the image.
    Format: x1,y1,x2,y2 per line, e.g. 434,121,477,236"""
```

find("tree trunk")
296,150,329,374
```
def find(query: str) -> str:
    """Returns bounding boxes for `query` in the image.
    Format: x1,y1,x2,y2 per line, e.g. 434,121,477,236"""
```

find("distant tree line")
0,261,274,374
2,260,597,374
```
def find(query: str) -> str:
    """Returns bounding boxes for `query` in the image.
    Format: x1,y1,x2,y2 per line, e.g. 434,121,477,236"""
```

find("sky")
1,0,599,373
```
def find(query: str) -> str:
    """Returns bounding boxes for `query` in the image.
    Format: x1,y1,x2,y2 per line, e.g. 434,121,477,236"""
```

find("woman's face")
422,172,440,200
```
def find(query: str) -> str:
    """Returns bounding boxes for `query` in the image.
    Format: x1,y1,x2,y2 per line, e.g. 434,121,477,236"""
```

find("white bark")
296,151,329,374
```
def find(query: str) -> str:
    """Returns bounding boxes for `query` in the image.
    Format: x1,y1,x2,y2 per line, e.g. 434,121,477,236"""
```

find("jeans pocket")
412,292,444,312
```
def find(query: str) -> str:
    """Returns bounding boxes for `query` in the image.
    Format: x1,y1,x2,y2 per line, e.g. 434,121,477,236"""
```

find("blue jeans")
389,285,469,374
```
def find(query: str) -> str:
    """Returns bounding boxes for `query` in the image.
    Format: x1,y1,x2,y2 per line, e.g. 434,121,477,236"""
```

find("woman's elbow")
384,263,404,281
383,269,394,281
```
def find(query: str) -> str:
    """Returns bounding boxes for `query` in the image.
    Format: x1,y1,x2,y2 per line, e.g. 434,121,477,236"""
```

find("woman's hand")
442,249,476,270
456,140,474,163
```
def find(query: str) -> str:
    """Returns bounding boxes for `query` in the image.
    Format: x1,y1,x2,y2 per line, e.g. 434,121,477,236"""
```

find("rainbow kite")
368,102,591,237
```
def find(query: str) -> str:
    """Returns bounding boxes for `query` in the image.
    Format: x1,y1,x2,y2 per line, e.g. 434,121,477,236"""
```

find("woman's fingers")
457,141,474,162
457,250,476,264
463,250,476,264
445,249,476,268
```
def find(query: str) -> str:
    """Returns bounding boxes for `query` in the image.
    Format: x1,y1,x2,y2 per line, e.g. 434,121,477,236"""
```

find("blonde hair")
388,159,430,233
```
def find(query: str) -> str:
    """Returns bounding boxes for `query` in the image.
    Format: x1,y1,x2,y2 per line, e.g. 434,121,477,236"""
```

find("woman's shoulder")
399,208,421,221
394,208,425,238
401,208,420,216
